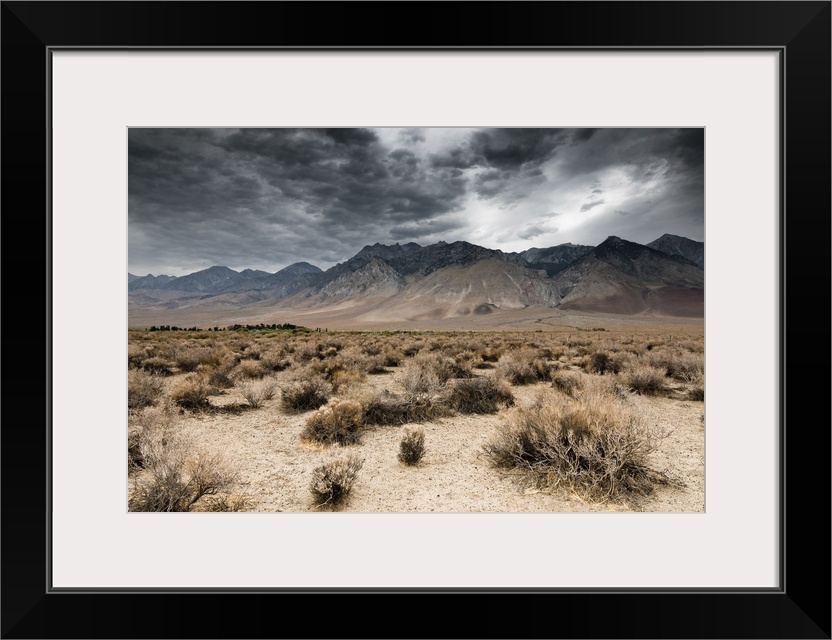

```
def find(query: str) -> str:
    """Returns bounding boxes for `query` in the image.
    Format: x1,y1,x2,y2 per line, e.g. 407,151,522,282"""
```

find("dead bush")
170,375,215,410
141,356,173,376
398,427,426,465
128,369,164,411
585,352,621,375
129,427,241,512
231,359,266,380
551,372,582,397
281,375,332,412
495,349,550,385
173,346,223,372
443,377,515,414
483,392,674,502
687,386,705,401
358,389,444,425
301,399,364,445
309,452,364,507
236,377,277,409
625,365,667,396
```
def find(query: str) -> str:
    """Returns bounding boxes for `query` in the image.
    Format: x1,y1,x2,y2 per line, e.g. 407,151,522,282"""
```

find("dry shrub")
128,369,164,411
236,377,277,408
401,363,443,396
301,399,364,445
585,352,621,375
687,386,705,401
551,371,582,397
483,392,674,502
358,389,444,425
128,406,177,471
205,356,238,389
231,358,266,380
413,352,471,382
309,452,364,507
260,350,292,372
625,365,667,396
281,375,332,412
129,424,242,512
141,356,173,376
443,377,515,414
664,352,704,383
495,349,550,385
331,368,365,393
381,346,403,367
173,346,223,372
170,374,215,410
398,427,426,465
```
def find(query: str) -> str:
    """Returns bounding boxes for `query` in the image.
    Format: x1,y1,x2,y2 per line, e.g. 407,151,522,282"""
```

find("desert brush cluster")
127,326,704,511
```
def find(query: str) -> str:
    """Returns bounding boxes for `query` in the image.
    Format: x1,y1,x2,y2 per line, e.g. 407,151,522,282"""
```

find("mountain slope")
553,236,704,316
647,233,704,268
517,243,593,276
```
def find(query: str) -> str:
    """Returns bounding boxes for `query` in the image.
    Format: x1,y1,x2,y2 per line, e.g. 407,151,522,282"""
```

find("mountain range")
128,234,704,326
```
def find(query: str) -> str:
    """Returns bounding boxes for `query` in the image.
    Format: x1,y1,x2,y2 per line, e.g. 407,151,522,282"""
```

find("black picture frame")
2,2,829,638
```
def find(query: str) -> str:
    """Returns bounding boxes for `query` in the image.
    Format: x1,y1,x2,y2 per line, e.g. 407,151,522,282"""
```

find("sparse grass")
309,452,364,507
483,391,674,502
398,427,426,465
301,399,364,445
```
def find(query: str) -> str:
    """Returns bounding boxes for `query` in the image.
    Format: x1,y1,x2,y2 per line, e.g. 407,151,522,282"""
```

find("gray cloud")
129,127,703,275
580,200,606,213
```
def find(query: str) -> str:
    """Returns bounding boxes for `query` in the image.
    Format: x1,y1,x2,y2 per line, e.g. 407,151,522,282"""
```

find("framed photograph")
4,2,829,638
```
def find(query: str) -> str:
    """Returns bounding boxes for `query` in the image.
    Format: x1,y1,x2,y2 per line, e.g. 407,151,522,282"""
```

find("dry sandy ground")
129,365,704,514
129,304,704,334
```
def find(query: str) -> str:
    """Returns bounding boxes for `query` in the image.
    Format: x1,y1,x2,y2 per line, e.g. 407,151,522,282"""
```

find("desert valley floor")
127,317,704,513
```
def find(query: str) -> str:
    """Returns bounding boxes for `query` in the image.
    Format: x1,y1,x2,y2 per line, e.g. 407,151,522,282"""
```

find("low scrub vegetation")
483,391,675,502
281,374,332,412
128,412,245,512
128,369,164,411
301,399,364,445
236,377,277,409
309,452,364,507
443,377,515,414
128,328,703,511
398,426,426,465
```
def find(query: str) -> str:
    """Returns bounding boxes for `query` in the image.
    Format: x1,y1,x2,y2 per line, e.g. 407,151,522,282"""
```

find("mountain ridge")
129,234,704,322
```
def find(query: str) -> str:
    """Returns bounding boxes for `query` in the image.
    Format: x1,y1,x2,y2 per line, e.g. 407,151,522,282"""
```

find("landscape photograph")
127,127,705,513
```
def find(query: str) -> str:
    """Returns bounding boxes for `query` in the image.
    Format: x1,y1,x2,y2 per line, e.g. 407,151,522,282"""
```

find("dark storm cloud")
129,128,474,273
468,128,570,170
129,127,703,275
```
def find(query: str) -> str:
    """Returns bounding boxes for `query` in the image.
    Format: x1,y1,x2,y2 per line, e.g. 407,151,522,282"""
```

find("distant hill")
129,234,704,325
553,236,704,316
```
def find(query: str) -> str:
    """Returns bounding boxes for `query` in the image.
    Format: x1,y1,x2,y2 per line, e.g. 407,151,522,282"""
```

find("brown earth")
128,341,705,514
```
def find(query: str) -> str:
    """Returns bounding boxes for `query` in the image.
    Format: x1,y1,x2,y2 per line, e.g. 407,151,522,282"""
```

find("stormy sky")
129,127,704,276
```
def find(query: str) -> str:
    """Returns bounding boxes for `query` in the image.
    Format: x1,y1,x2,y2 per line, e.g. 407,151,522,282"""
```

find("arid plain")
127,317,704,513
